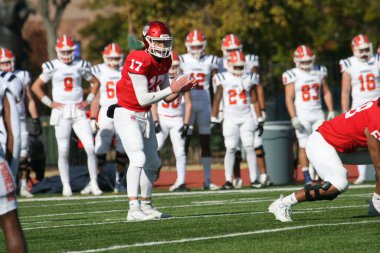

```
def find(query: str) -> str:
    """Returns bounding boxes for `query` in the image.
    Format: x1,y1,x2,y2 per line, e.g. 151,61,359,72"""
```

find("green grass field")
1,184,379,253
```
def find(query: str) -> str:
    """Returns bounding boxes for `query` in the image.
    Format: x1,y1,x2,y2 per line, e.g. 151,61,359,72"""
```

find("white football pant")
0,157,17,215
295,109,325,148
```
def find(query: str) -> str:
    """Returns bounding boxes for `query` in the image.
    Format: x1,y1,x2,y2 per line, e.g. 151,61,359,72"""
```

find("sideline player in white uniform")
32,34,102,197
112,21,195,221
88,43,128,193
151,52,192,192
219,34,271,188
0,74,27,253
340,34,380,184
0,47,41,198
283,45,334,184
212,51,264,189
180,30,219,190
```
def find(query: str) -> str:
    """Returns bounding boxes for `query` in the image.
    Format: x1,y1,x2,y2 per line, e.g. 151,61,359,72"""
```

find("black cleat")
221,181,233,190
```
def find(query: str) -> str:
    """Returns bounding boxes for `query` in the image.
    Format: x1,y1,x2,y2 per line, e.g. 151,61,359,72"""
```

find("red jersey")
117,50,172,112
318,98,380,153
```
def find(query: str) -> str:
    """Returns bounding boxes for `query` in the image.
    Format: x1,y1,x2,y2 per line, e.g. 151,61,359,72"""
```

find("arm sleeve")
130,73,172,106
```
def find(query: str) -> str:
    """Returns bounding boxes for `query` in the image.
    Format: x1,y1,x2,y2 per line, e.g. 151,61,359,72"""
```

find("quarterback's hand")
50,102,64,109
90,118,98,134
77,101,90,110
179,124,190,138
291,116,303,130
29,118,42,136
154,121,161,133
170,75,196,93
327,111,335,120
256,117,264,137
210,116,221,130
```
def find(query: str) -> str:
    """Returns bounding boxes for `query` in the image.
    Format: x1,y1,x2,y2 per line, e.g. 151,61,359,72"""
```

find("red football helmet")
227,51,245,76
142,21,172,58
0,47,15,72
102,43,123,69
351,34,373,61
169,52,180,78
55,34,76,64
221,34,243,58
185,30,207,59
293,45,315,71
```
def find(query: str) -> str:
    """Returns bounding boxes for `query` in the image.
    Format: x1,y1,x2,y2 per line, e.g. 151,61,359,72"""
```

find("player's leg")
233,143,242,188
369,166,380,216
269,131,348,222
184,110,196,156
168,117,187,191
18,119,33,198
354,164,367,184
154,117,170,181
54,118,73,196
295,119,312,184
114,108,153,221
94,108,115,171
73,116,102,196
114,130,129,193
252,131,271,187
222,119,239,189
240,119,259,188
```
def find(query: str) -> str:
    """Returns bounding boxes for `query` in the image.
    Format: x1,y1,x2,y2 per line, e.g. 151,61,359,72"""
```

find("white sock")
224,149,235,182
127,166,142,198
282,193,298,206
175,154,186,185
357,165,366,179
129,200,139,208
373,192,380,211
141,200,151,205
58,153,70,186
245,146,258,183
201,157,211,183
21,178,27,188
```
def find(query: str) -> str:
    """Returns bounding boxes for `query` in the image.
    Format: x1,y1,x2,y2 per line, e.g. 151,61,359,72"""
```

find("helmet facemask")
353,43,373,62
56,49,75,64
145,35,172,58
0,60,14,72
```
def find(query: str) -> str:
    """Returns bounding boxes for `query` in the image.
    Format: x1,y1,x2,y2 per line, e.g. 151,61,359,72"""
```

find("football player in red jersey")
268,98,380,222
112,21,195,221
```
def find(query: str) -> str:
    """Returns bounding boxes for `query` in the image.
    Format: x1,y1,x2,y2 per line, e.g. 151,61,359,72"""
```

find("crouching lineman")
32,34,102,197
0,75,27,252
269,98,380,222
86,43,128,193
283,45,334,184
0,47,41,198
212,51,264,189
151,52,192,191
112,21,195,221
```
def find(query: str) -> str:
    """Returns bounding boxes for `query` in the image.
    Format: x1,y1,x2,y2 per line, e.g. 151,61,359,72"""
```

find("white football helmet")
0,48,15,72
293,45,315,71
351,34,373,62
185,30,207,60
55,34,76,64
102,43,123,69
227,51,245,77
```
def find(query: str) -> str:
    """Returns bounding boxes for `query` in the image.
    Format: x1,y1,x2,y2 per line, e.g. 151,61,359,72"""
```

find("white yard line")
18,184,375,203
65,220,380,253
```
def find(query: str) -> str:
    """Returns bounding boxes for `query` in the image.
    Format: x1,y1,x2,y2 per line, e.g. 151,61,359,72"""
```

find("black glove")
256,120,264,137
154,121,161,133
179,124,190,138
29,118,42,137
210,117,221,130
107,104,120,119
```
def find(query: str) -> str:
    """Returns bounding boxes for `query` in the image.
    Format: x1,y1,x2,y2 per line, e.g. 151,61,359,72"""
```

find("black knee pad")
116,152,129,167
304,181,339,201
97,154,107,167
255,146,265,158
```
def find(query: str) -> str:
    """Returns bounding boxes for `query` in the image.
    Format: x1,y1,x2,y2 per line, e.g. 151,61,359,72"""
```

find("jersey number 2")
228,89,247,105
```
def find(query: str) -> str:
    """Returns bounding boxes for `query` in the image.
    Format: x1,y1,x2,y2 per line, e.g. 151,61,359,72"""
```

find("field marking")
20,204,366,230
65,220,380,253
18,184,375,203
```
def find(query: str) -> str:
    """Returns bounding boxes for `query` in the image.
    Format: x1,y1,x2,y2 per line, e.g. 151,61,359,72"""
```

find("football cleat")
268,195,293,222
203,182,220,191
221,181,233,190
140,203,172,219
127,206,156,221
62,184,73,197
20,186,33,198
169,182,188,192
232,177,243,189
80,183,91,195
251,180,263,188
90,181,103,196
353,177,365,185
368,200,380,217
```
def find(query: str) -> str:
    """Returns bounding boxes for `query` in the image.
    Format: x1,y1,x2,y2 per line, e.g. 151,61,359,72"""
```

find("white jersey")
39,59,93,104
282,67,327,113
339,55,380,108
214,72,259,119
0,71,23,104
157,78,182,117
179,53,218,103
0,76,8,114
12,70,31,119
91,63,120,107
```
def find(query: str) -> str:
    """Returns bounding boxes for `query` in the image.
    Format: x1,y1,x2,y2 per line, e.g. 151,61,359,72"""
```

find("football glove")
90,118,98,134
291,116,303,130
210,116,221,130
327,111,335,120
179,124,190,138
154,121,161,133
256,117,264,137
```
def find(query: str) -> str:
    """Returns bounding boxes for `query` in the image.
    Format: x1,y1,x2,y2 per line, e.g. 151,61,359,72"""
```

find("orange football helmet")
221,34,243,58
351,34,373,61
102,43,123,69
55,34,76,64
293,45,315,71
0,47,15,72
185,30,207,59
227,51,245,76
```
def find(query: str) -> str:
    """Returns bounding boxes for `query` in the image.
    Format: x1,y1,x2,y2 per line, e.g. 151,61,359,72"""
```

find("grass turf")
1,184,379,253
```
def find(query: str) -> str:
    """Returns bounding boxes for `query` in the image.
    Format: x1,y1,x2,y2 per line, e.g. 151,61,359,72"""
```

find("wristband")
86,93,95,104
41,96,53,107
